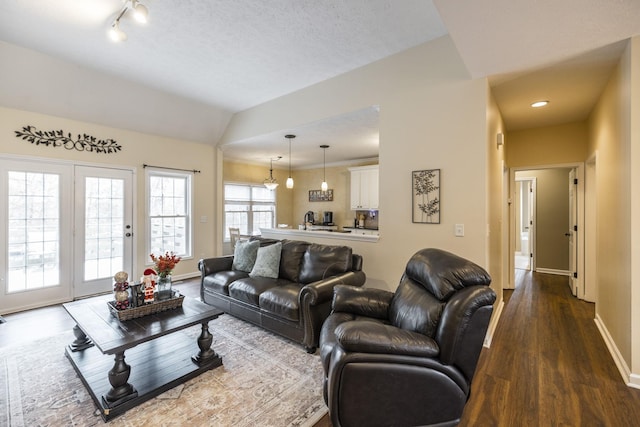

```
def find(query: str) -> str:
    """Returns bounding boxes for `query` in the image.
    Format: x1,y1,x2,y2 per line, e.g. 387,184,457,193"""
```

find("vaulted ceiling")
1,0,639,167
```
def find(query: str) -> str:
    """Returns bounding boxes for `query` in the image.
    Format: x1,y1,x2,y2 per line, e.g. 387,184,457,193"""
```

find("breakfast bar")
260,227,379,242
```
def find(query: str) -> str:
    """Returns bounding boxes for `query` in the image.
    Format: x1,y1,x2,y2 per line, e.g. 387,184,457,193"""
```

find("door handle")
564,233,571,236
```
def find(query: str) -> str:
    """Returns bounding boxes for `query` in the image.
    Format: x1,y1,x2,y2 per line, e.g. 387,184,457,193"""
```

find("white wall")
220,36,492,291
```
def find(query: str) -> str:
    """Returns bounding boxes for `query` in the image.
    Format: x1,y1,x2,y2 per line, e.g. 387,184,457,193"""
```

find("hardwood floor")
460,270,640,426
2,272,640,426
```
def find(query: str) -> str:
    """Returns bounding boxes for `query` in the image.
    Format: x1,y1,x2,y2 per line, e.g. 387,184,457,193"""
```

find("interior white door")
0,159,73,313
74,166,134,298
569,168,578,296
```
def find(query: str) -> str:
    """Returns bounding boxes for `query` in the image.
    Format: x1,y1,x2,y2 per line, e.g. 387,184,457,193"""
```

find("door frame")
0,154,137,313
509,163,585,299
514,176,536,273
74,165,135,298
0,157,73,313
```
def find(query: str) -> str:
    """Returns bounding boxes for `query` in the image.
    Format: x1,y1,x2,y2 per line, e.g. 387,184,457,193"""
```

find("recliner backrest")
388,248,492,338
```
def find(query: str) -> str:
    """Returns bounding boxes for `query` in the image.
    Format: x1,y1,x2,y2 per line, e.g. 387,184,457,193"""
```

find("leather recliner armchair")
319,248,496,427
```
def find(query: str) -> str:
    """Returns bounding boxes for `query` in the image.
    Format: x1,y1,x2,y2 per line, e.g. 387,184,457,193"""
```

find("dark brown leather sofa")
199,237,366,353
319,248,496,427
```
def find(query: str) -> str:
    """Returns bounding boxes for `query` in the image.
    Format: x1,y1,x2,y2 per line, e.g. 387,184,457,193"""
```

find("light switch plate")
455,224,464,237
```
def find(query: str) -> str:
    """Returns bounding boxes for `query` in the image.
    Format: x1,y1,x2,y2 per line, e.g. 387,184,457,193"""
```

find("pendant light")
263,156,281,190
285,134,295,189
320,145,329,192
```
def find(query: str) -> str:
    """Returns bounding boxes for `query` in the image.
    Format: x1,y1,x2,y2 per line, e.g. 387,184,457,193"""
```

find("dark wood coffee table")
63,294,223,422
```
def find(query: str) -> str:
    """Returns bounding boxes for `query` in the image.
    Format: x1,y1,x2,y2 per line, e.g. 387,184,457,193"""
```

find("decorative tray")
107,294,185,321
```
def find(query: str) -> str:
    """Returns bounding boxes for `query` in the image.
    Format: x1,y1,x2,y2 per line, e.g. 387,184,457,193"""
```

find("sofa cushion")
229,277,287,307
299,244,353,284
203,270,249,295
232,240,259,272
259,284,301,321
250,242,282,278
389,275,444,338
279,240,310,282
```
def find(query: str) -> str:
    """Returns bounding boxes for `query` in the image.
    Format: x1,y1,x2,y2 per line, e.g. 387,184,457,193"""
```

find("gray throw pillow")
232,240,260,272
249,242,282,278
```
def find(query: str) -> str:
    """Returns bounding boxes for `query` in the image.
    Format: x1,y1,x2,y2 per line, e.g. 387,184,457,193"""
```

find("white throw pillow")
232,240,260,272
249,242,282,279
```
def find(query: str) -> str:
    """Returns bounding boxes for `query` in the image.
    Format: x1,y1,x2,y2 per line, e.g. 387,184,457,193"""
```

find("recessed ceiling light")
531,100,549,108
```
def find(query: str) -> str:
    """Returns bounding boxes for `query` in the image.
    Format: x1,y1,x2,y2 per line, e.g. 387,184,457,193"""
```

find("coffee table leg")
69,324,94,352
102,351,138,408
191,322,222,367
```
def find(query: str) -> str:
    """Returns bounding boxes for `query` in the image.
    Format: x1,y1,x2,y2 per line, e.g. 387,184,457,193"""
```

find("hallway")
460,270,640,425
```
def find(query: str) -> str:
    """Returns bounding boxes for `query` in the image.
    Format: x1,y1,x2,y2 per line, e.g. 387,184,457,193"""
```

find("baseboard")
534,268,571,276
484,298,504,348
594,313,640,388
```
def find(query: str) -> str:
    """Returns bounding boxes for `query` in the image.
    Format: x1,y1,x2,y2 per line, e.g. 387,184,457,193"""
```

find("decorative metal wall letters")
15,125,122,154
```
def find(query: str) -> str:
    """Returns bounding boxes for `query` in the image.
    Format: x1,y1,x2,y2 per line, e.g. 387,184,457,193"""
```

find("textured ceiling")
1,0,639,164
0,0,445,112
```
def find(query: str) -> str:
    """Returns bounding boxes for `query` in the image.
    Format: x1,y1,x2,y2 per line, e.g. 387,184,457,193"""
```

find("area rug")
0,314,327,426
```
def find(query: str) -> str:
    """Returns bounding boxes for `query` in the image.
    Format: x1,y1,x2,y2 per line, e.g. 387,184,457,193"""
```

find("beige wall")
220,36,493,291
486,86,506,309
0,106,217,279
506,121,588,167
587,38,634,373
223,160,294,227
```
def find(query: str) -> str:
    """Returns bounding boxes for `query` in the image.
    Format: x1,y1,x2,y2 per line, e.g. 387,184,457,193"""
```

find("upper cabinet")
349,165,379,210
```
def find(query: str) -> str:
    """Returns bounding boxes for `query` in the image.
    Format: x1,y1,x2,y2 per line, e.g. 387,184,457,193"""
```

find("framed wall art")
309,189,333,202
412,169,440,224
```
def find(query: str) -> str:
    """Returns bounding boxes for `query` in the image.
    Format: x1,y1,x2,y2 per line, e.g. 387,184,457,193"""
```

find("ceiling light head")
108,22,127,42
531,100,549,108
285,134,295,189
320,145,329,192
264,156,281,190
131,0,148,24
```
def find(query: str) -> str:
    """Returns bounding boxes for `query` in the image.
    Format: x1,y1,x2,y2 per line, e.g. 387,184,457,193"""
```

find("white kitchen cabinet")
346,228,379,236
349,165,379,210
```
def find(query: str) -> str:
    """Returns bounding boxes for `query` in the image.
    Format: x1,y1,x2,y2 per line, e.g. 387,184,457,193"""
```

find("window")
224,183,276,239
147,170,192,258
6,171,60,292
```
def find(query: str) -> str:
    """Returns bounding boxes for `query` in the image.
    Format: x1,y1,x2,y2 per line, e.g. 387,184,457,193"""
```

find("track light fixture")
108,0,149,42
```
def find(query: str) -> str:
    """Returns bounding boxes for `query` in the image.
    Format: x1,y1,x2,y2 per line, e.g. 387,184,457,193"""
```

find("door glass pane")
84,177,124,281
7,172,60,293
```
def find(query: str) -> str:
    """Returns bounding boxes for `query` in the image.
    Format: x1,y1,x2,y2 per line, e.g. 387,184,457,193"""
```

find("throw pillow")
249,242,282,279
232,240,260,272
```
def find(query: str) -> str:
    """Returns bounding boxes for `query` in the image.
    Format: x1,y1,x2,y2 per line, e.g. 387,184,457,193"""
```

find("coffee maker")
304,211,315,225
323,211,333,225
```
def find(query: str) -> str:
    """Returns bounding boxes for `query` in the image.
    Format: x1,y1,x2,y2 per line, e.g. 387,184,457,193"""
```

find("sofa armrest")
300,271,366,306
198,256,233,276
335,320,439,358
332,285,394,320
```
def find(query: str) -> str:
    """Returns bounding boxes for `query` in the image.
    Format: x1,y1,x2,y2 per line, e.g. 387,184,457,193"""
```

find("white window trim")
224,181,277,240
145,168,194,262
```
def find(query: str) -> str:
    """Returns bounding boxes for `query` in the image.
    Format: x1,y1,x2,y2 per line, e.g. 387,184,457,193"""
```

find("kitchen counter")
260,227,379,242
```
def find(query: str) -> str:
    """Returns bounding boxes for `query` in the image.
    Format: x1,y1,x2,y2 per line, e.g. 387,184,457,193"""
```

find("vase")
157,275,173,301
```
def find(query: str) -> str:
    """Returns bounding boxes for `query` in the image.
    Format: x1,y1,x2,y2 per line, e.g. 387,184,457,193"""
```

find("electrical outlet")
455,224,464,237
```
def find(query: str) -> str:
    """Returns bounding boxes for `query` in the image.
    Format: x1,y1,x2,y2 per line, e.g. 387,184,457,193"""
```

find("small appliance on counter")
304,211,315,229
323,211,333,225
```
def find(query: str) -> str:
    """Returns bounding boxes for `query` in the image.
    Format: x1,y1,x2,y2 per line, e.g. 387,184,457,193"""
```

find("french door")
0,159,134,313
74,166,133,298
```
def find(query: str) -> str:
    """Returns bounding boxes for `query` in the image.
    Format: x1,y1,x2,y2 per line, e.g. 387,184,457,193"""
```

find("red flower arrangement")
149,251,181,278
